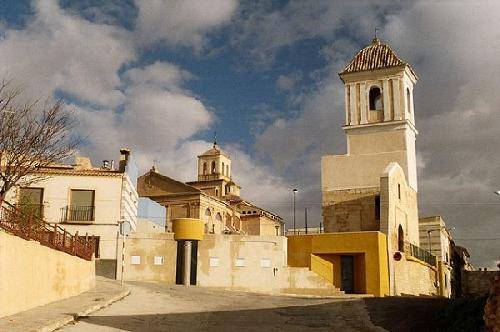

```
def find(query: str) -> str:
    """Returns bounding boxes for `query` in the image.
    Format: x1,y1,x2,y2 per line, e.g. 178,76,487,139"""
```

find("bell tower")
197,137,231,182
339,37,418,191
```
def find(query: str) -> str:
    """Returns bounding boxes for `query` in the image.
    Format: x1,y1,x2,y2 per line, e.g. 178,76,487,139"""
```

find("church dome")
340,37,417,78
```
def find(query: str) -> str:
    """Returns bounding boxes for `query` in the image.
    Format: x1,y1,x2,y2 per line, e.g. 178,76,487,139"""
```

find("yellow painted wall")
0,230,95,318
287,232,389,296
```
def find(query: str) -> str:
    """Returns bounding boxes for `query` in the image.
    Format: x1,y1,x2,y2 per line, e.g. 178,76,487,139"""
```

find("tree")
0,80,79,203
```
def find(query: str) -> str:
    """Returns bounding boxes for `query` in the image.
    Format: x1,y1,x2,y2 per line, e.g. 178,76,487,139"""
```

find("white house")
5,148,139,278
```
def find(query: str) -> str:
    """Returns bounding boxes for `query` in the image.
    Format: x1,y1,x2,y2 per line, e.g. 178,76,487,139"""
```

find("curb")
38,289,131,332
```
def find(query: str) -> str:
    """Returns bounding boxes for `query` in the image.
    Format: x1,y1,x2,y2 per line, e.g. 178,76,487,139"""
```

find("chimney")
119,148,131,172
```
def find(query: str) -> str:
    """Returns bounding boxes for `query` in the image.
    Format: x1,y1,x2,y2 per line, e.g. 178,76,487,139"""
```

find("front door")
341,255,355,294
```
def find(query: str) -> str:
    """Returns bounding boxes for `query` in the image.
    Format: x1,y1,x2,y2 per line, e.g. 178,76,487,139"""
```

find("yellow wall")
287,232,389,296
0,230,95,317
172,218,204,241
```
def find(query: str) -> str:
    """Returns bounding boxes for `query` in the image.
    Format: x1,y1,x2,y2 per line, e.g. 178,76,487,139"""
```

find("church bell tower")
338,36,419,191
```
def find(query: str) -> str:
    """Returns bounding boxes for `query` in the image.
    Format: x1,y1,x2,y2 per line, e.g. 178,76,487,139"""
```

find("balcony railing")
61,205,95,222
198,173,229,181
405,241,437,266
0,201,94,261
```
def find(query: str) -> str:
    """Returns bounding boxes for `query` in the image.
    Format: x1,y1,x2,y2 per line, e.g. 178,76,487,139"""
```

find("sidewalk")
0,277,130,332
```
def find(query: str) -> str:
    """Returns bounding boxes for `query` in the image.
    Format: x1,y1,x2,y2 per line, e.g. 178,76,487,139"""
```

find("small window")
369,86,382,110
226,165,229,177
202,162,207,175
222,162,225,175
211,161,216,174
375,195,380,220
215,189,219,197
406,88,411,114
398,225,404,252
18,187,44,217
130,255,141,265
398,184,401,200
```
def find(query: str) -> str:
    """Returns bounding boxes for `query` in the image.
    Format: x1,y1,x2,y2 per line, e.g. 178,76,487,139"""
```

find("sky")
0,0,498,269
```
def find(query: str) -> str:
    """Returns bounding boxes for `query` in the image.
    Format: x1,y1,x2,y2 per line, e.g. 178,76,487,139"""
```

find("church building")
137,141,283,236
288,37,444,297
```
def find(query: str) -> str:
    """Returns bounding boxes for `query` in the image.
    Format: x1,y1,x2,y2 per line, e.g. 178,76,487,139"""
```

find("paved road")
61,282,386,332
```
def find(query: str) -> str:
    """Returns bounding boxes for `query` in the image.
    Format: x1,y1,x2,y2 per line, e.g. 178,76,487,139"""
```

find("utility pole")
292,189,298,235
304,208,308,234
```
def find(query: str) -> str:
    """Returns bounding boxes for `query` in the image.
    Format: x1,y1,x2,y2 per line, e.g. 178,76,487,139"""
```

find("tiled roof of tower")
199,144,229,158
340,37,417,77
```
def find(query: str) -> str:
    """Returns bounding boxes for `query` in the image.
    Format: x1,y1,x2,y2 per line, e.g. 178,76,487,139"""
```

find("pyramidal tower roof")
340,37,417,78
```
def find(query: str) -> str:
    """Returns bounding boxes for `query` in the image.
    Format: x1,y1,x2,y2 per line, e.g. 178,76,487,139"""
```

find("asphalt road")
61,281,386,332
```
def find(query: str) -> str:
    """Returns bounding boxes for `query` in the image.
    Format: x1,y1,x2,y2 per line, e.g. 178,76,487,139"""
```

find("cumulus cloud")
134,0,238,51
0,0,134,108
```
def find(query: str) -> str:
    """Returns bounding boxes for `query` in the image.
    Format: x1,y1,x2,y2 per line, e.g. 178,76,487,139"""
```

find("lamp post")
427,230,433,255
293,189,298,235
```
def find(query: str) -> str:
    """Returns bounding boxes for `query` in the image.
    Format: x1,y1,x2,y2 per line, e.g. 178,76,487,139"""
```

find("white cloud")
0,0,134,108
135,0,238,51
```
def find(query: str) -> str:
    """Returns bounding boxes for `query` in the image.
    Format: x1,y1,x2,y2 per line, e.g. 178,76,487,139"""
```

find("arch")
398,224,405,252
211,161,216,174
225,184,231,195
406,87,411,113
202,162,207,175
369,86,382,110
222,162,225,175
204,208,212,234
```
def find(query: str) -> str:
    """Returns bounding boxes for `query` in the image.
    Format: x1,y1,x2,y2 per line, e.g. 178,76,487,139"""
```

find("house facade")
419,216,453,297
5,148,138,278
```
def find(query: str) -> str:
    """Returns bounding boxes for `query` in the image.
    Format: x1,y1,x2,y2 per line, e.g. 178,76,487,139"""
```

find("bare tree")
0,80,79,203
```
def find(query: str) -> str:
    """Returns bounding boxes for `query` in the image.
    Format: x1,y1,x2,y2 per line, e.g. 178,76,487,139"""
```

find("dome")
198,144,229,158
340,37,417,78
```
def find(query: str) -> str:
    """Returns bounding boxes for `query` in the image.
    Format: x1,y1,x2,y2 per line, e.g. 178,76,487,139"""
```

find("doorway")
175,241,198,285
340,255,355,294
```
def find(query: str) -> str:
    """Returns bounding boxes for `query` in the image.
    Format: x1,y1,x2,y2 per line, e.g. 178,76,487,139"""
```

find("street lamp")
293,189,298,235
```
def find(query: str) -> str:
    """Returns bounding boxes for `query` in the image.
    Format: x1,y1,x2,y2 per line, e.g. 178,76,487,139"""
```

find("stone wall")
462,270,498,296
0,230,95,318
393,254,437,296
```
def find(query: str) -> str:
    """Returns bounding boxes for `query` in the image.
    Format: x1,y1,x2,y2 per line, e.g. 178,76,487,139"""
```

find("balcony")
61,205,95,223
198,173,229,181
405,241,437,266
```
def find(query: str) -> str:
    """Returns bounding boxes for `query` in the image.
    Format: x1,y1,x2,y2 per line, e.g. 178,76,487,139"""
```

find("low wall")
0,230,95,317
393,255,437,296
117,232,177,284
197,234,288,292
462,270,498,296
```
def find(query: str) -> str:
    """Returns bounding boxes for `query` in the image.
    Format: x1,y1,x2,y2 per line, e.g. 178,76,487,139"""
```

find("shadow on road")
75,300,377,332
364,297,451,332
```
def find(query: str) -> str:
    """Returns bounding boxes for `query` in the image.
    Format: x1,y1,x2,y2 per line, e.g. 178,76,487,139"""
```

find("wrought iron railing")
0,201,94,261
61,205,95,222
405,241,437,266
